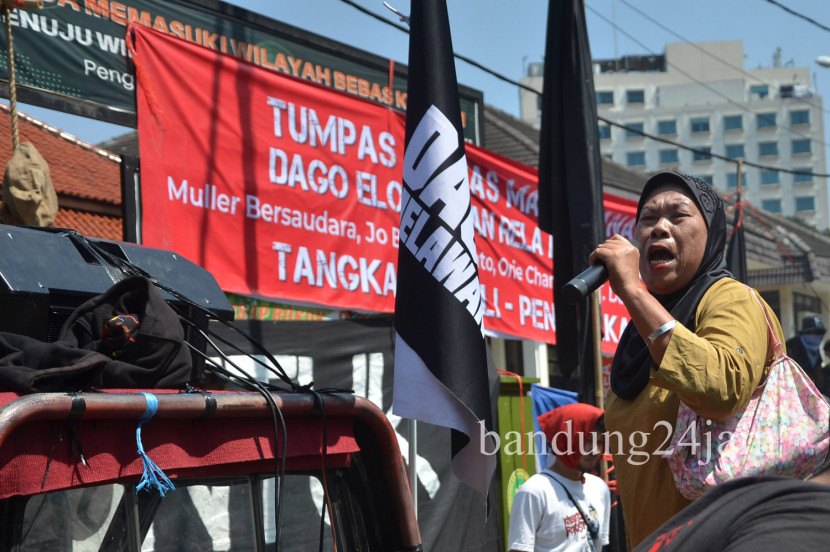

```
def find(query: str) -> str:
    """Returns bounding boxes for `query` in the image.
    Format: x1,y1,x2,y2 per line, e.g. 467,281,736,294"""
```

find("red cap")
538,403,604,470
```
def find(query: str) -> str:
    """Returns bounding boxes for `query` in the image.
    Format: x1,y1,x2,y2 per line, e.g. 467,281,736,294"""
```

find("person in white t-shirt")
508,403,611,552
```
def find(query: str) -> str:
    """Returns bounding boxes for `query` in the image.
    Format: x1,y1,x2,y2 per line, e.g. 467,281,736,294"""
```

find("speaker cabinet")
0,224,234,383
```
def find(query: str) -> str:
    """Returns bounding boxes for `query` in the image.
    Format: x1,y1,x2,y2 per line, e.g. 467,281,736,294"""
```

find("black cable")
188,343,288,551
762,0,830,34
55,229,296,550
62,229,352,394
62,230,298,389
65,232,123,284
184,336,289,552
337,0,542,95
190,340,348,549
66,421,88,467
340,0,407,32
28,227,359,551
585,2,830,151
178,317,293,391
309,389,336,552
40,423,60,490
21,485,50,543
338,0,830,180
190,337,349,550
191,320,296,389
618,0,830,121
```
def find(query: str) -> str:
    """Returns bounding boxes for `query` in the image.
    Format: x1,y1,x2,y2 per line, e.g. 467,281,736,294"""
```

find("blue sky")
13,0,830,151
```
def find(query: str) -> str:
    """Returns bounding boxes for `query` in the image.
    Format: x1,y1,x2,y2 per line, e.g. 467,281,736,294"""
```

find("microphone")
561,239,642,304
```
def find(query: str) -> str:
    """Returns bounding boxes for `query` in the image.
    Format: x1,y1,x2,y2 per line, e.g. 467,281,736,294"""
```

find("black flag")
392,0,496,499
726,198,748,283
537,0,605,382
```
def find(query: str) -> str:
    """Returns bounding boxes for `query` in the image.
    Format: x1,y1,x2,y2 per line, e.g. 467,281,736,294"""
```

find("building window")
758,142,778,157
659,149,679,164
692,147,711,162
625,122,644,138
793,171,813,183
726,144,745,158
696,175,713,185
727,173,739,188
626,152,646,166
596,91,614,105
761,170,780,185
598,124,611,140
790,110,810,126
795,196,815,212
627,89,645,104
657,120,677,135
750,84,769,99
792,139,812,155
761,199,782,213
757,112,776,128
690,117,710,133
723,115,743,131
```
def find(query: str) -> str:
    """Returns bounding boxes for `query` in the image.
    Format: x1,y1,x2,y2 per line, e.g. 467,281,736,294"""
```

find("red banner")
133,25,636,352
467,148,637,352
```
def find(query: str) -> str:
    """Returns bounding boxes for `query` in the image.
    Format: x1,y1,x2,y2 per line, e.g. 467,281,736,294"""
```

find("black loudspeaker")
0,224,234,382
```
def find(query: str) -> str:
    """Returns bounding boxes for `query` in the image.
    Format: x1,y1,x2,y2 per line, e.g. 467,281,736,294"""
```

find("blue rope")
135,392,175,498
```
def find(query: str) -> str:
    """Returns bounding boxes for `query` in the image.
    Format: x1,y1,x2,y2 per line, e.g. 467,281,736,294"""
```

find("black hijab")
610,171,732,400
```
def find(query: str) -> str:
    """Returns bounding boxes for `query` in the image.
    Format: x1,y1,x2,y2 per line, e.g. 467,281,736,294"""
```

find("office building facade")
520,41,829,230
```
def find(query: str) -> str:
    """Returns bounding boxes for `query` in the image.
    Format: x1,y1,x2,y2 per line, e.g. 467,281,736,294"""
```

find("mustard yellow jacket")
605,278,785,548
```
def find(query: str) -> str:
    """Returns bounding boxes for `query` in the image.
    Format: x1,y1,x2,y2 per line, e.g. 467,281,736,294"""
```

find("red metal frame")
0,391,421,549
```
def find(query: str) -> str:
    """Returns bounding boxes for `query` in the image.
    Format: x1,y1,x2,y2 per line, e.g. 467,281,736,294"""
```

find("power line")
338,0,830,179
339,0,408,32
339,0,827,294
585,3,830,151
617,0,830,123
762,0,830,34
338,0,539,93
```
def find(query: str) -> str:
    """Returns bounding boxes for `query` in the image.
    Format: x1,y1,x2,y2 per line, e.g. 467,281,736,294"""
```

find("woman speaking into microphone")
588,171,784,548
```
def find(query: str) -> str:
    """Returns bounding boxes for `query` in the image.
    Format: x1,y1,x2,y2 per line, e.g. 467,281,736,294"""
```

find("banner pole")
591,289,604,410
591,289,608,480
408,418,418,517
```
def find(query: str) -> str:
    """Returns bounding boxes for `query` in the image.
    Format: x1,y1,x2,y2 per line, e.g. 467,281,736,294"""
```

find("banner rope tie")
135,392,175,497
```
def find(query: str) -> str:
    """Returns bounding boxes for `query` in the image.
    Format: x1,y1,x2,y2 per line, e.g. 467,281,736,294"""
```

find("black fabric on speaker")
0,276,192,393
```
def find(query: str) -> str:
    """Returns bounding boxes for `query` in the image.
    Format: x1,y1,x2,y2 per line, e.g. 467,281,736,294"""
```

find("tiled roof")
53,208,123,241
748,263,814,287
0,106,122,204
482,105,540,168
0,104,122,240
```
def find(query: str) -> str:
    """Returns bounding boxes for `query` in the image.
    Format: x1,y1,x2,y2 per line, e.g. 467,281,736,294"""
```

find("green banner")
225,293,392,322
0,0,483,142
227,293,335,322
